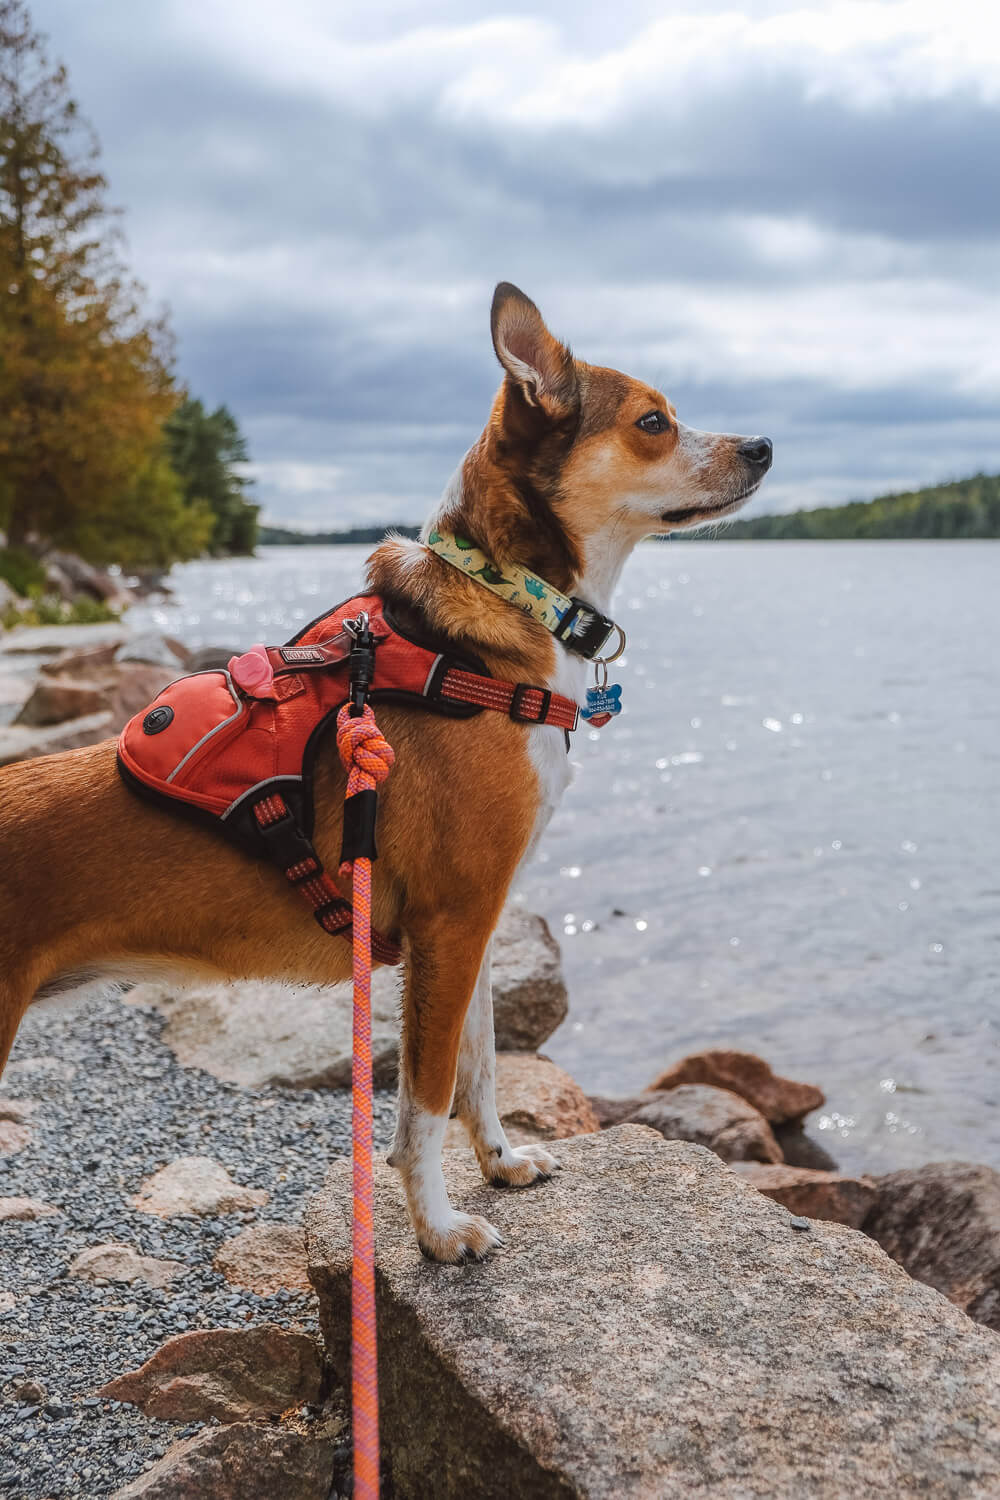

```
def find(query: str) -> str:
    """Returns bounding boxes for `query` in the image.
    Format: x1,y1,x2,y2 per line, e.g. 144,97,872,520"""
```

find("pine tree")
0,0,208,563
164,399,259,555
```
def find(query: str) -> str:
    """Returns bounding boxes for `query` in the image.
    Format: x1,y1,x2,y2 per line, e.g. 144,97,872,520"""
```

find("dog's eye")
636,410,670,434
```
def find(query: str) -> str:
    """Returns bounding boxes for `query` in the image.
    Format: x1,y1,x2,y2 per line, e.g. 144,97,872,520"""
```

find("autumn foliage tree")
0,1,220,566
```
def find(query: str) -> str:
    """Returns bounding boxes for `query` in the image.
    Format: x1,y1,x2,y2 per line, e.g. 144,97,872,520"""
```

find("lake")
130,541,1000,1174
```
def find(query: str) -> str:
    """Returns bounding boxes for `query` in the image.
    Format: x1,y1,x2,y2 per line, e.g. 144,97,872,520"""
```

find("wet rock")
0,1119,32,1155
773,1120,839,1171
132,1157,269,1218
491,908,568,1051
0,710,113,767
588,1093,655,1128
112,1422,336,1500
214,1222,313,1297
306,1126,1000,1500
0,1195,59,1221
864,1162,1000,1330
732,1162,877,1227
126,974,402,1091
69,1243,186,1288
629,1084,783,1163
648,1049,824,1125
98,1324,323,1422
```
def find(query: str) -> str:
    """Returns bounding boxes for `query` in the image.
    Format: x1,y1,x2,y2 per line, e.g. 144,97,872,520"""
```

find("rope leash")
337,697,395,1500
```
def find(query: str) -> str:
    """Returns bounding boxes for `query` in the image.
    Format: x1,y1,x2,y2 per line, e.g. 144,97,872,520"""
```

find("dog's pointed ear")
491,282,577,416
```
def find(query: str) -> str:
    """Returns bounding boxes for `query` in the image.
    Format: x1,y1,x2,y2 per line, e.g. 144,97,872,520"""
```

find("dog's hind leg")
0,969,33,1081
388,908,506,1264
452,940,559,1188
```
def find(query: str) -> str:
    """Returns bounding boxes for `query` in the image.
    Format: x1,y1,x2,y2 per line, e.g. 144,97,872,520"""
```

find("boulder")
98,1324,323,1422
864,1162,1000,1331
69,1243,185,1288
39,641,120,676
128,910,568,1091
731,1163,877,1228
132,1157,268,1218
0,1196,59,1221
488,1053,598,1143
42,549,133,606
490,908,568,1050
629,1084,783,1163
588,1093,656,1128
0,710,113,767
306,1127,1000,1500
126,973,402,1091
648,1049,824,1125
114,632,189,669
16,661,176,730
213,1222,313,1297
112,1421,335,1500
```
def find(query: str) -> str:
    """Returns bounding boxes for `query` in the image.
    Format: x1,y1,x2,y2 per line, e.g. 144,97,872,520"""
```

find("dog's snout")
739,436,773,470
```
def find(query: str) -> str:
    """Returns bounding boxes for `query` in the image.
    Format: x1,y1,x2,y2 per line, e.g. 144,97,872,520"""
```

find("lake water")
131,541,1000,1174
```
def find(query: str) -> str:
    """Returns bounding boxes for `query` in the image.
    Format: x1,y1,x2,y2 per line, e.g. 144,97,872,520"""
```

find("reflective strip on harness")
440,667,579,730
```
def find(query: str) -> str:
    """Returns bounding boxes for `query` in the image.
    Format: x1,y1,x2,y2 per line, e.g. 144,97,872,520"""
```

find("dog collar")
426,527,623,662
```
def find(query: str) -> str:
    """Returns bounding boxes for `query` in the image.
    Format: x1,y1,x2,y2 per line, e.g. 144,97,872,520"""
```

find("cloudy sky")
30,0,1000,527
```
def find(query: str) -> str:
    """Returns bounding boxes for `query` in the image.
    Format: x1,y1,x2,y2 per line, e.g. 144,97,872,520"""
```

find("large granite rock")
629,1083,783,1163
648,1049,824,1124
126,974,403,1091
128,908,567,1090
490,907,567,1050
16,660,176,729
445,1053,599,1152
864,1162,1000,1330
306,1126,1000,1499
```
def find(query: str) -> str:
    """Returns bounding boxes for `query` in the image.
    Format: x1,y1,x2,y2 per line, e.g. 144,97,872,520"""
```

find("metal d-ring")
596,622,627,666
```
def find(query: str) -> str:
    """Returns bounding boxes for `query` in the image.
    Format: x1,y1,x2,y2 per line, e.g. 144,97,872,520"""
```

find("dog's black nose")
740,436,773,469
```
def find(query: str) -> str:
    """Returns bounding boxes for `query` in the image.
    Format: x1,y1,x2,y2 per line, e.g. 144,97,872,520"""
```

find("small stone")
789,1216,811,1231
0,1197,59,1222
132,1158,268,1218
213,1223,312,1297
648,1050,824,1125
0,1099,35,1123
0,1121,32,1155
98,1325,323,1422
69,1244,186,1289
13,1380,46,1405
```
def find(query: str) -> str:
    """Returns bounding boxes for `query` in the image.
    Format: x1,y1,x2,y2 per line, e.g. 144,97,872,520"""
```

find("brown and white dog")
0,283,771,1262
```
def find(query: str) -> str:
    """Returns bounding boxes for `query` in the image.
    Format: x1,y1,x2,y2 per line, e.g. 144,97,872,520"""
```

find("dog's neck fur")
366,410,636,691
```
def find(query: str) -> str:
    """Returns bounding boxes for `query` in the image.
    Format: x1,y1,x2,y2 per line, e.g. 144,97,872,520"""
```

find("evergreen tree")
164,398,258,555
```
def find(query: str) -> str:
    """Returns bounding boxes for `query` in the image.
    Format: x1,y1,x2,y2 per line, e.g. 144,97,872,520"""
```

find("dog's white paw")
417,1210,503,1265
487,1141,560,1189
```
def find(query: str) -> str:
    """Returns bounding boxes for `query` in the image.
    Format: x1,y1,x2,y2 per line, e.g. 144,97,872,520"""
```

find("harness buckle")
255,808,318,873
510,683,552,724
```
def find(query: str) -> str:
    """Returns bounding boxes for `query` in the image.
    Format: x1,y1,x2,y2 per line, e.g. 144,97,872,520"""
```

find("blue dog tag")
581,682,622,727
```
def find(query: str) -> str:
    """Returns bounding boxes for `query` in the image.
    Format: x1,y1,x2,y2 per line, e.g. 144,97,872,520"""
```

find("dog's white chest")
524,652,585,854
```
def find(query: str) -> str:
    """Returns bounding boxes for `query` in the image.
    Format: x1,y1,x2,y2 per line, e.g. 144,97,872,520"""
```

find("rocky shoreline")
3,620,1000,1495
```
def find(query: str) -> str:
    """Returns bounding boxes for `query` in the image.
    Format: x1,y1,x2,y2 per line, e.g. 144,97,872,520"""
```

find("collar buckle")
555,598,616,660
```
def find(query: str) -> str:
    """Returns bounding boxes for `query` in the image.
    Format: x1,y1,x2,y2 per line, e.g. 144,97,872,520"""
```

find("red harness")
118,592,579,964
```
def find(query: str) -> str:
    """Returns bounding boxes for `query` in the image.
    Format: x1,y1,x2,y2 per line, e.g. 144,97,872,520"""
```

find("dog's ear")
491,283,577,417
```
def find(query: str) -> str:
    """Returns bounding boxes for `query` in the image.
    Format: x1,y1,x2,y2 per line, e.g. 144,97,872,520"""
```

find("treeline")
722,473,1000,540
0,1,257,571
259,524,422,546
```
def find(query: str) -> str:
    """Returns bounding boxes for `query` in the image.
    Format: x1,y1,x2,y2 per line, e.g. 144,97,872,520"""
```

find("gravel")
0,987,398,1498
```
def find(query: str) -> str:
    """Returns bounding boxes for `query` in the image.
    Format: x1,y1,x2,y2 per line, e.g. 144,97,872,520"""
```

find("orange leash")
337,701,395,1500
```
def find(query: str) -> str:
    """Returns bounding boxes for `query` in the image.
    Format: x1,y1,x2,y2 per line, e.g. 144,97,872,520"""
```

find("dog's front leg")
387,910,505,1263
453,940,558,1187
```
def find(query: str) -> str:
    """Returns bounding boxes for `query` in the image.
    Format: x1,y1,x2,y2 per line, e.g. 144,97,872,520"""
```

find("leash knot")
336,702,395,792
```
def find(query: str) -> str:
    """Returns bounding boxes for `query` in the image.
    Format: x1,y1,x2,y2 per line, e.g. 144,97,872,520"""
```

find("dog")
0,283,771,1262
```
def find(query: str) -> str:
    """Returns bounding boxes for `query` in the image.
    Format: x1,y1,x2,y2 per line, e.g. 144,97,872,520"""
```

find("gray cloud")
27,0,1000,525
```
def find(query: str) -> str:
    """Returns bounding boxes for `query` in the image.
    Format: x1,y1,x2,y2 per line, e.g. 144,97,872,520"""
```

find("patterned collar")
426,528,622,662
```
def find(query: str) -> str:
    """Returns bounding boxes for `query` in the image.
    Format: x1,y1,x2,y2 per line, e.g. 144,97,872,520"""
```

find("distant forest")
720,472,1000,540
259,473,1000,547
